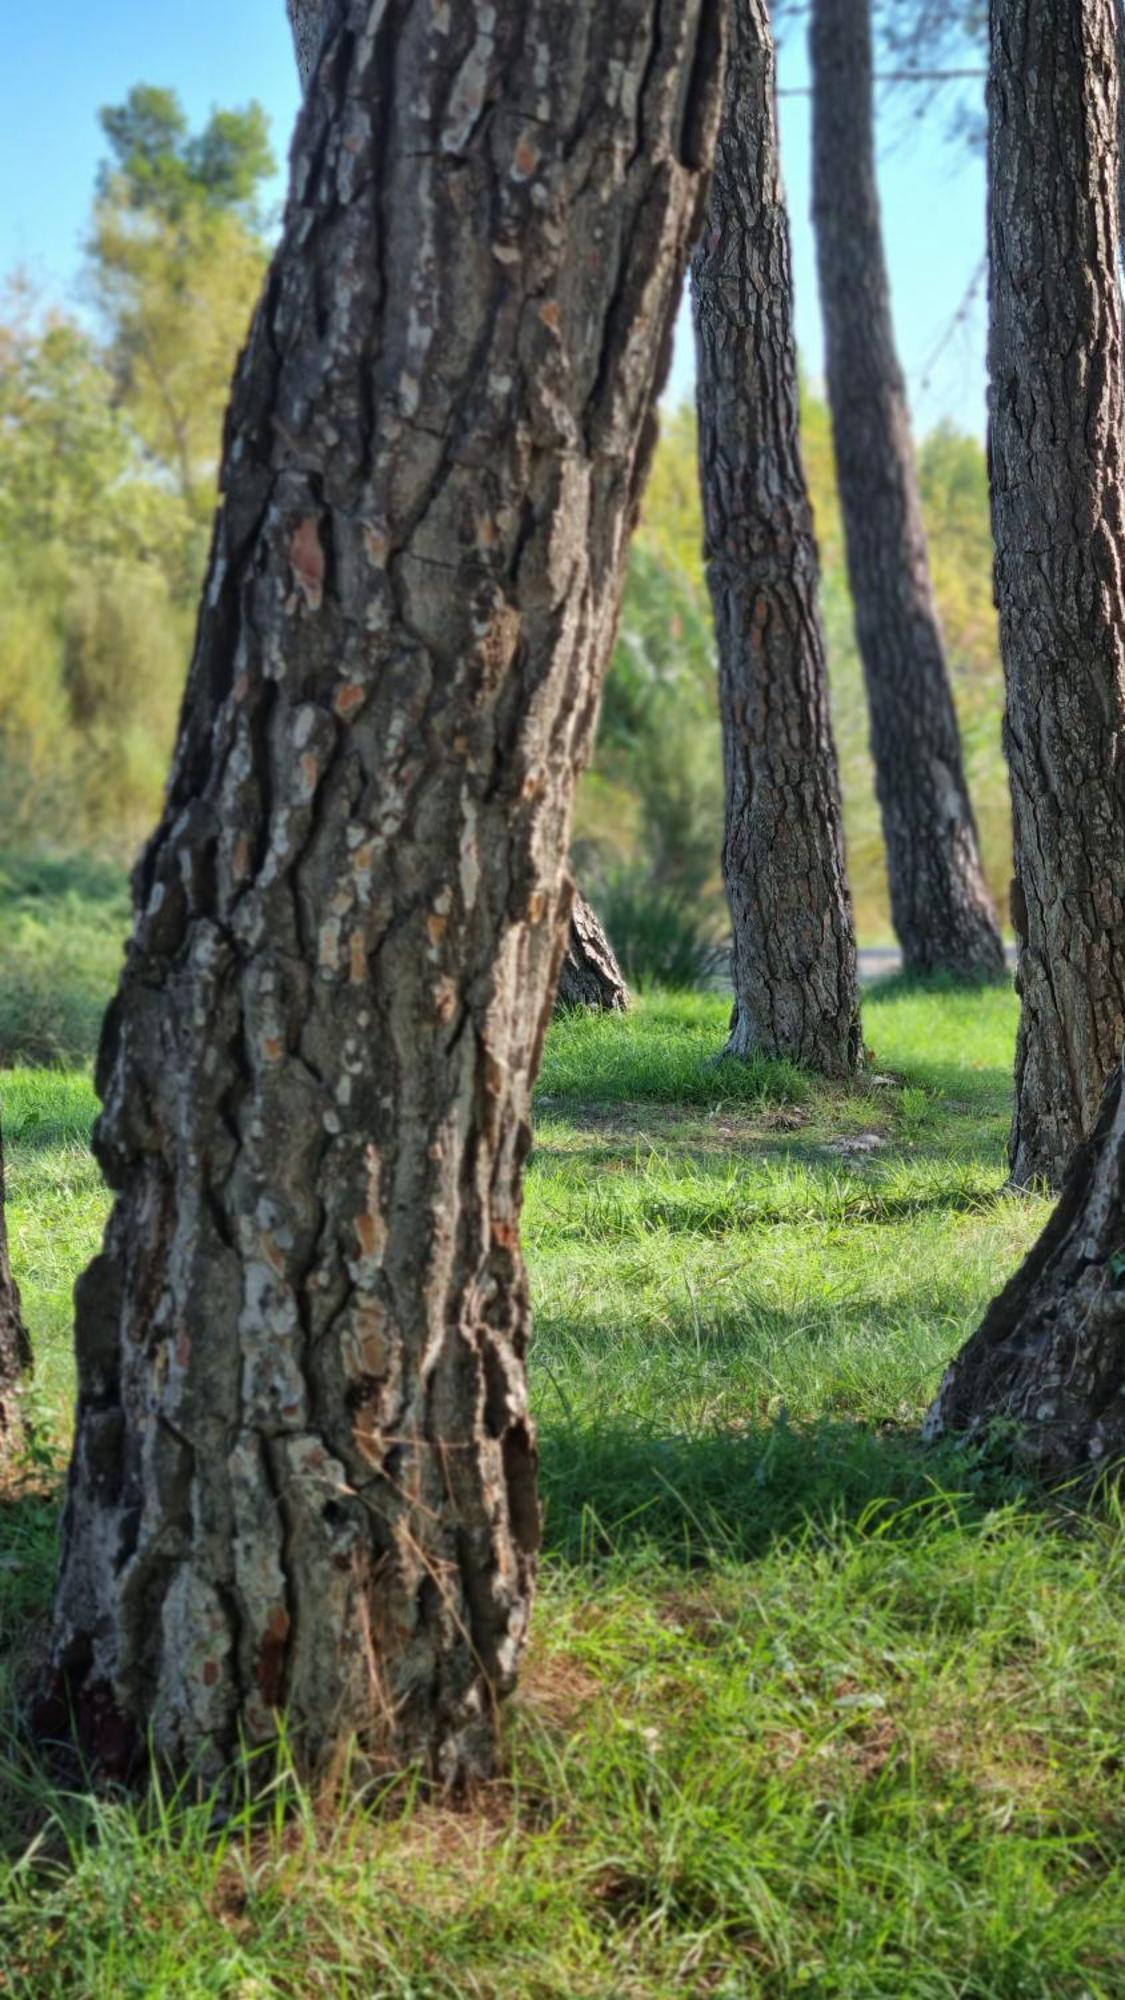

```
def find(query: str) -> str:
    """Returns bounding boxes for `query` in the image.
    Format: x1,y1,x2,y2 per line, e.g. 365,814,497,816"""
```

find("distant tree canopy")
98,84,274,219
0,87,274,851
91,84,274,525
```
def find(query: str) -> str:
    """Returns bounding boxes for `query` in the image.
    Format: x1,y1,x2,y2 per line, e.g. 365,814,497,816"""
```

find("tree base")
925,1063,1125,1477
556,892,630,1013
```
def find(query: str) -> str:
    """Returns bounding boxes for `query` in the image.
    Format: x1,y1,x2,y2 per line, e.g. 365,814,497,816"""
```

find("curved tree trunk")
0,1118,30,1455
557,890,630,1012
925,1055,1125,1474
42,0,724,1786
292,0,628,1024
988,0,1125,1190
810,0,1005,984
693,0,861,1077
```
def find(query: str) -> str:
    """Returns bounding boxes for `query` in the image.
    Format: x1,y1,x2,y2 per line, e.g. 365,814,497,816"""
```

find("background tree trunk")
810,0,1005,984
693,0,861,1077
989,0,1125,1189
42,0,723,1787
924,1058,1125,1474
557,891,630,1012
0,1119,30,1455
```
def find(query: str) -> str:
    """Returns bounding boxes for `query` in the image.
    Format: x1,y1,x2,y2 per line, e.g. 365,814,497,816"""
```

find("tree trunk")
0,1118,30,1456
285,0,329,87
924,1057,1125,1474
41,0,724,1786
693,0,861,1077
1113,0,1125,269
288,0,629,1025
810,0,1005,984
988,0,1125,1190
557,891,630,1012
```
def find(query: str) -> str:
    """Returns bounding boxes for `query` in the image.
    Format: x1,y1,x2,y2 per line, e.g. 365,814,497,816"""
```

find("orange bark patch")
433,977,458,1022
334,681,367,719
514,134,540,179
364,522,389,566
354,1306,389,1378
290,516,327,611
538,299,561,334
356,1212,383,1261
260,1231,287,1275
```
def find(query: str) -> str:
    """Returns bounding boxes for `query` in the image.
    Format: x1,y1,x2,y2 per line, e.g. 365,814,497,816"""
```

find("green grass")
0,850,128,1068
6,965,1125,1997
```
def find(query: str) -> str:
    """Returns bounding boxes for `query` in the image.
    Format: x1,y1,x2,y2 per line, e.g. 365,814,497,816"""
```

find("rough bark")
285,0,329,88
1113,0,1125,266
810,0,1005,984
42,0,724,1786
0,1118,31,1455
556,891,630,1012
924,1056,1125,1474
988,0,1125,1189
693,0,861,1077
289,1,628,1025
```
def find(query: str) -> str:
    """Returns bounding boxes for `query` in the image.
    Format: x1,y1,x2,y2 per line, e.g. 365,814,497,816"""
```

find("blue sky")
1,1,988,436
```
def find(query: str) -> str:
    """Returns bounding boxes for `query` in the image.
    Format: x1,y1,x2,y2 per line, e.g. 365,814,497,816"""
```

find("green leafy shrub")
597,873,724,992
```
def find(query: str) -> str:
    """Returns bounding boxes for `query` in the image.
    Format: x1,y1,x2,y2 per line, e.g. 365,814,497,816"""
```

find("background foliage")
575,396,1009,948
0,84,1009,948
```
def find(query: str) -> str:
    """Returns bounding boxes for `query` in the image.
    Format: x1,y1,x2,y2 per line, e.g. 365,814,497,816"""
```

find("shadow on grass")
0,1474,60,1648
531,1179,1011,1239
0,851,129,912
4,1114,100,1155
539,1413,1031,1571
866,966,1015,1003
866,1059,1014,1112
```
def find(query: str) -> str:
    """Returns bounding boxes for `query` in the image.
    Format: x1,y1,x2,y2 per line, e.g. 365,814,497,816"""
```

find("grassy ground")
4,925,1125,1996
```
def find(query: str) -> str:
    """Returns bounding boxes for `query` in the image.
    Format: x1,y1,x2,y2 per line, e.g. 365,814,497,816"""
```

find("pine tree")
694,0,861,1075
42,0,723,1785
810,0,1004,983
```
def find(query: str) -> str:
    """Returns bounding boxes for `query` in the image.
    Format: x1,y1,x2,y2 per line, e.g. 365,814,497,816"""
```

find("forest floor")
2,864,1124,1997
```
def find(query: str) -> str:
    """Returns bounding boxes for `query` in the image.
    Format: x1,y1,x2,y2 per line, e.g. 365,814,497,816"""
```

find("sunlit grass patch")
8,944,1121,1997
539,991,811,1111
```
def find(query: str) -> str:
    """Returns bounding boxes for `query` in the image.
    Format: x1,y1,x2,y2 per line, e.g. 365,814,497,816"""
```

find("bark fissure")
810,0,1005,985
692,0,861,1076
45,0,724,1785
